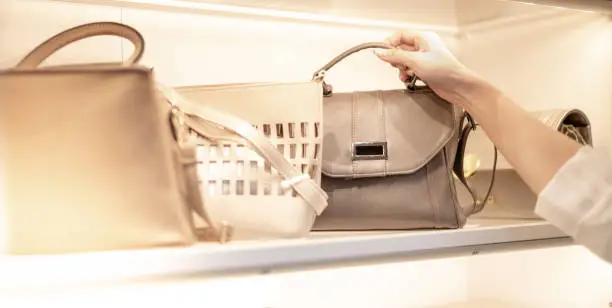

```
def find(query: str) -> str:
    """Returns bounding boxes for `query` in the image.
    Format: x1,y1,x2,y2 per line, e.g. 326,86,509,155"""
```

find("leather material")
1,67,200,254
315,89,468,230
321,90,457,178
15,21,144,69
453,114,497,215
0,22,208,254
319,152,466,230
312,42,495,231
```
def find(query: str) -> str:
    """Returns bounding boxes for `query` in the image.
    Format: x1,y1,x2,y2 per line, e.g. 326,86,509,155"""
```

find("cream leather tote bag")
0,22,223,254
160,79,329,240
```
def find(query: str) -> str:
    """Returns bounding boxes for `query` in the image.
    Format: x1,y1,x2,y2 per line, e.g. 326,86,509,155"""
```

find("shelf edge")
0,222,568,289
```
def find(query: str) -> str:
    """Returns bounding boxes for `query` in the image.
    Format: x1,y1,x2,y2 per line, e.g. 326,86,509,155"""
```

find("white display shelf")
0,218,567,289
1,0,598,295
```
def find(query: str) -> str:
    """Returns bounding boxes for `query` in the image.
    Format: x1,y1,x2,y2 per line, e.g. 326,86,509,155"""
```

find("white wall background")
0,0,459,89
2,0,612,306
456,5,612,168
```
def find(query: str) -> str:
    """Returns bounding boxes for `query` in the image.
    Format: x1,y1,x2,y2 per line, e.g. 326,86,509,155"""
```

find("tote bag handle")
15,21,144,69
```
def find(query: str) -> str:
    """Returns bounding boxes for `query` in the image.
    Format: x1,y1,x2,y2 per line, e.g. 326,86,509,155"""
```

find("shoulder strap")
453,112,498,215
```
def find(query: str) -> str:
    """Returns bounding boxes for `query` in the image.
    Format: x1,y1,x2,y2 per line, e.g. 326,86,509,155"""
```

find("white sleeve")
535,146,612,263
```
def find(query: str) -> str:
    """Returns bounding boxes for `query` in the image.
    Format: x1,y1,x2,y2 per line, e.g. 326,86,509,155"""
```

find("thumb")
374,48,419,67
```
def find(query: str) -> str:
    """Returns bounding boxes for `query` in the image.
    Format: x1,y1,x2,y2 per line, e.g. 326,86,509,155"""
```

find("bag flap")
322,89,458,178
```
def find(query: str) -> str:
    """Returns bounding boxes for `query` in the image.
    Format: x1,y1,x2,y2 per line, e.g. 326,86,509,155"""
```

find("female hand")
375,30,482,107
377,31,612,267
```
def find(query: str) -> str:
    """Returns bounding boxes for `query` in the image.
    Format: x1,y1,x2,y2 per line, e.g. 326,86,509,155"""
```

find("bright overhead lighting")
511,0,601,13
56,0,459,34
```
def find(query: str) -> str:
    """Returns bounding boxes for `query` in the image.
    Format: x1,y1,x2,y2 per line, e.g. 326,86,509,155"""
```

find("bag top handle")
312,42,389,79
15,21,145,70
312,42,427,95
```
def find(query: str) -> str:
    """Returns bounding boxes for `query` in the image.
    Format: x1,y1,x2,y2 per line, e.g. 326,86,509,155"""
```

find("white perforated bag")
159,82,328,240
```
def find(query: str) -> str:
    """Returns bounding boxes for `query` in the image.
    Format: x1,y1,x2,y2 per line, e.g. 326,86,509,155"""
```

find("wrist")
450,69,500,112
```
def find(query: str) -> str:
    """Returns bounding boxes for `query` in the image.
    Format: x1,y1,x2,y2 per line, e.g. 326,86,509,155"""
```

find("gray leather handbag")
311,42,497,231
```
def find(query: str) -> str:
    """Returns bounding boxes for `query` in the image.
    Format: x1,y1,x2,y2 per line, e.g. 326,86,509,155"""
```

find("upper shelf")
509,0,612,12
52,0,609,33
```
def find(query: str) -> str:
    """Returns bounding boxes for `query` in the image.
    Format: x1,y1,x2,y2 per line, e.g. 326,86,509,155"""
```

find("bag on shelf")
1,21,330,253
310,42,497,231
532,108,592,146
461,108,592,220
163,78,329,240
0,22,233,254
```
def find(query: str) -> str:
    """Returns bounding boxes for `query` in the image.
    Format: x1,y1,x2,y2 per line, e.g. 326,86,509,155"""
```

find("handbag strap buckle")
405,75,432,93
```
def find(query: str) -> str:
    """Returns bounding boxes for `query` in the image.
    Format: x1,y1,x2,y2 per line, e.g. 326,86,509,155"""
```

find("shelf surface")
0,218,567,289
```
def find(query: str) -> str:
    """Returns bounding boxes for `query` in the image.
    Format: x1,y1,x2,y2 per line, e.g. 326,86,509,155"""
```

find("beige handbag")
160,79,329,240
0,22,229,254
311,43,497,231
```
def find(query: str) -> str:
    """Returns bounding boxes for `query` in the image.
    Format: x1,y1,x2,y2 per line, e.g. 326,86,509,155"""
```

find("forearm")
452,77,612,263
453,76,582,194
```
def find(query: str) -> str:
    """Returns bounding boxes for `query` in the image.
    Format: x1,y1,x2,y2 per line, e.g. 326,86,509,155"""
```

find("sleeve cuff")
535,146,610,237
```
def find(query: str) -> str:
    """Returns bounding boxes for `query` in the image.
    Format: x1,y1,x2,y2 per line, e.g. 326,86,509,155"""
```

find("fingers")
398,69,408,82
374,48,417,68
397,66,416,82
385,30,430,52
405,69,415,79
385,30,418,47
378,48,420,84
396,43,419,52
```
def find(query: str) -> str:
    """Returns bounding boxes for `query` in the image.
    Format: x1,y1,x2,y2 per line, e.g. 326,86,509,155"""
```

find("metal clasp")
405,75,432,93
352,141,388,161
169,105,191,143
465,112,478,131
312,70,327,82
